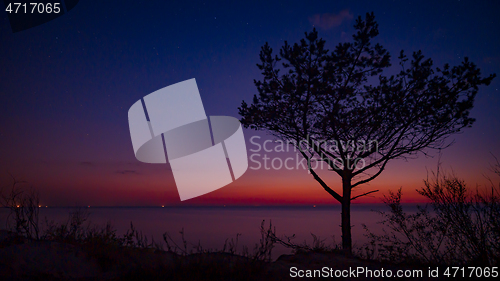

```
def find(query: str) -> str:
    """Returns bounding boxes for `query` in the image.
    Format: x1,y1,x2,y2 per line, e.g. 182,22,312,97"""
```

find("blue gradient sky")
0,0,499,206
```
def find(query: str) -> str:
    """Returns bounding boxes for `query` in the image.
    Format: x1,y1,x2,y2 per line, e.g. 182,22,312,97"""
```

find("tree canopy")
240,12,495,190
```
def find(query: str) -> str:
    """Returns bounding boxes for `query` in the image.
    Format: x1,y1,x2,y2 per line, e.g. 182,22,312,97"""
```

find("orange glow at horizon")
6,135,497,207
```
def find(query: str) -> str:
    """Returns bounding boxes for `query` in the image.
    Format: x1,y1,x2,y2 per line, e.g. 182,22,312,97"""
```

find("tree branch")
351,190,379,201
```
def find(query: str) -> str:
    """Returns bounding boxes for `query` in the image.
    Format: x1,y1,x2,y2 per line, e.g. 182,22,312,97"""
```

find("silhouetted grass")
5,161,498,279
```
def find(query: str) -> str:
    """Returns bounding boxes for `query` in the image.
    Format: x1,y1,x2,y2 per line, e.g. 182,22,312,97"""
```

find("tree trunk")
341,176,352,255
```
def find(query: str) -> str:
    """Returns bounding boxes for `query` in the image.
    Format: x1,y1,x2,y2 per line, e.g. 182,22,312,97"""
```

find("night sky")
1,0,499,206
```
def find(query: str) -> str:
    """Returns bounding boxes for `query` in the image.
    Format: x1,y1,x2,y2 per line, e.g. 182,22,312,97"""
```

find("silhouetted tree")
239,12,495,254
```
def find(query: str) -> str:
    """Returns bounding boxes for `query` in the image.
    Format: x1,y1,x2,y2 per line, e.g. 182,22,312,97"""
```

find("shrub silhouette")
362,160,500,266
0,174,40,240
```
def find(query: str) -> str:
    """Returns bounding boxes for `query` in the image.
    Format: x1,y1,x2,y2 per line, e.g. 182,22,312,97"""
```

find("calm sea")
0,204,423,259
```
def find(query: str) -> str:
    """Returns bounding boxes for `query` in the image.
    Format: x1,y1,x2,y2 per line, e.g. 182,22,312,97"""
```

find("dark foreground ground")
0,230,467,281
